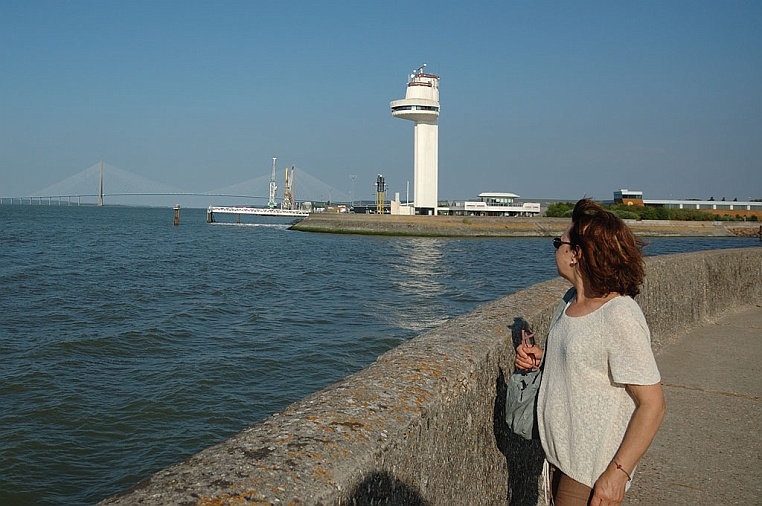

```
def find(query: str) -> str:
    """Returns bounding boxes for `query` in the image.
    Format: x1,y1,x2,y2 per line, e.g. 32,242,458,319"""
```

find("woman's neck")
567,283,621,317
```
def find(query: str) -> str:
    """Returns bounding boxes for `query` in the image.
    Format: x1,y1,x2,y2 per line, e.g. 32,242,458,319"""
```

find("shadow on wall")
493,317,546,506
345,316,547,506
346,471,429,505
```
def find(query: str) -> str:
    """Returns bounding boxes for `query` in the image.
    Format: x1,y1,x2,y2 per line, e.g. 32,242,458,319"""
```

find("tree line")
545,202,759,222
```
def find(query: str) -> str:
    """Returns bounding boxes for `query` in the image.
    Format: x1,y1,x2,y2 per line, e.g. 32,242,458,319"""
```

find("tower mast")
97,159,104,207
376,174,386,214
268,157,277,208
283,165,293,210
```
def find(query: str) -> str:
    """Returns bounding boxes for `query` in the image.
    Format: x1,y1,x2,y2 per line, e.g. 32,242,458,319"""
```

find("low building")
439,192,541,217
614,189,644,206
614,189,762,220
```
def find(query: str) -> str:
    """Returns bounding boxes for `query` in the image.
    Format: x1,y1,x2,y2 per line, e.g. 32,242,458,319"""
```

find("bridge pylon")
97,160,104,206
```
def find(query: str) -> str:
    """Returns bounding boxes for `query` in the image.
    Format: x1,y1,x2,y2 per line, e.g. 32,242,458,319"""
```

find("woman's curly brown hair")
569,198,646,297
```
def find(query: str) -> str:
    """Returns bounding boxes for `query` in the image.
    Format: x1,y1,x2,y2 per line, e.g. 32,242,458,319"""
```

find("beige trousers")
551,466,593,506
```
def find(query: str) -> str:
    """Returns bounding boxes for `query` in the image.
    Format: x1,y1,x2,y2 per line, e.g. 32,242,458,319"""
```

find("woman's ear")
571,246,582,265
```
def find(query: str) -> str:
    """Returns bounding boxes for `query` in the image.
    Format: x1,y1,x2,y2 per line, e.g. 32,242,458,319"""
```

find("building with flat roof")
613,189,644,206
613,189,762,220
439,192,541,217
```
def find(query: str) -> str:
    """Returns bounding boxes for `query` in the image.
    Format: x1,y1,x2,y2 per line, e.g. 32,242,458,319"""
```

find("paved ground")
625,304,762,505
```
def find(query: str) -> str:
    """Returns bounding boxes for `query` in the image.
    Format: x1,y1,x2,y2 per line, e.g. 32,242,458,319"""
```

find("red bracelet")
613,460,632,481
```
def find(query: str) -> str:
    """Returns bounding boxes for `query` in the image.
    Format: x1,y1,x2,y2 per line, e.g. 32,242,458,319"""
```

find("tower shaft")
413,121,438,213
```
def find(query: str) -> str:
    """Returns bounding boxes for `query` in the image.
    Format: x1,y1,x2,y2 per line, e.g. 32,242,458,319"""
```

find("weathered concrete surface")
290,214,761,238
637,248,762,353
99,247,762,506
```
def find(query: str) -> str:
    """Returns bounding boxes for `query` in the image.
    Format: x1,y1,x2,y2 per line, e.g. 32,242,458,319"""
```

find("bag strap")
538,287,576,370
552,287,577,326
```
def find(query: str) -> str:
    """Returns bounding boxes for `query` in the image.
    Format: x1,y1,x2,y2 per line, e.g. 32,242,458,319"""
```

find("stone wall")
99,247,762,505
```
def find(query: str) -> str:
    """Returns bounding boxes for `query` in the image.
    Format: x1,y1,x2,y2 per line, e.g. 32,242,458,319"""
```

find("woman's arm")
590,382,666,506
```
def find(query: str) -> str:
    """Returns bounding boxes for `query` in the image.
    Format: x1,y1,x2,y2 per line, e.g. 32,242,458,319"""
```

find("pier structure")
391,64,440,215
0,196,82,205
206,205,308,223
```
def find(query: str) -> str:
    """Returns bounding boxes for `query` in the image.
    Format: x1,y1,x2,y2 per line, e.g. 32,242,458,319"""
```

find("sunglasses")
553,237,574,249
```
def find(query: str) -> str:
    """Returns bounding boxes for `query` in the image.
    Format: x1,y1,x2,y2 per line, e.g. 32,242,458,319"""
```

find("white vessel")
207,206,309,220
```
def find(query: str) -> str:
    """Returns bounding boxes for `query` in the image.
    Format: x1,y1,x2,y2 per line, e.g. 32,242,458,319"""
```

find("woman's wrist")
611,460,632,481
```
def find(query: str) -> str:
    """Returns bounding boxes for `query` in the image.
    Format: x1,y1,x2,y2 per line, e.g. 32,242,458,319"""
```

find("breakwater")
291,214,761,238
100,247,762,505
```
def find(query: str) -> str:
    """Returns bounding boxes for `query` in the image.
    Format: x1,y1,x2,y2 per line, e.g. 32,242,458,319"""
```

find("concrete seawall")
290,214,761,238
100,247,762,505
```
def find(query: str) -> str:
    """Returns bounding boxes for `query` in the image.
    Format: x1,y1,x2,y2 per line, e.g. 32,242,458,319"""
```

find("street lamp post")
349,175,357,208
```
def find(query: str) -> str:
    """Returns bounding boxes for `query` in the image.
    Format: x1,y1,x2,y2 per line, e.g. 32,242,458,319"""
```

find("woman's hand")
590,463,628,506
514,331,543,370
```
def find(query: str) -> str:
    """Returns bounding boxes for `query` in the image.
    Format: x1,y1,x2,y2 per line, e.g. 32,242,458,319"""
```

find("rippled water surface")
0,205,757,505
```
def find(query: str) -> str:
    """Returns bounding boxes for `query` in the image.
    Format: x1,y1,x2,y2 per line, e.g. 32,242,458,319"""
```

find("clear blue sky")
1,0,760,203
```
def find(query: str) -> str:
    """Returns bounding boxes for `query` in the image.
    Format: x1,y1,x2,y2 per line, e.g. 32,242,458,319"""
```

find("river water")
0,205,757,505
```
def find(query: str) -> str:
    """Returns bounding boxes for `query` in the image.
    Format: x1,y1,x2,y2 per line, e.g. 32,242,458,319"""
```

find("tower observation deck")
390,64,440,215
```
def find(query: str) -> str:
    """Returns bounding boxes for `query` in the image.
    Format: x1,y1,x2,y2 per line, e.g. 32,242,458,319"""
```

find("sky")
1,0,760,204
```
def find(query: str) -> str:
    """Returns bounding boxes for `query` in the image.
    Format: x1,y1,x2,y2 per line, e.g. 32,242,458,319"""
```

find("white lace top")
537,295,661,489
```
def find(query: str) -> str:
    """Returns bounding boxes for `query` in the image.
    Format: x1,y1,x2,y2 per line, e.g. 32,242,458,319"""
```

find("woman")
515,199,666,506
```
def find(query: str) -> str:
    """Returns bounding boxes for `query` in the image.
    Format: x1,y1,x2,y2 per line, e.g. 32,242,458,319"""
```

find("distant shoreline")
291,214,762,238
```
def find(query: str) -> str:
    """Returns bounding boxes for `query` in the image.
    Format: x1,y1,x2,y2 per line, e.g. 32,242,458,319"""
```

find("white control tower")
390,64,440,215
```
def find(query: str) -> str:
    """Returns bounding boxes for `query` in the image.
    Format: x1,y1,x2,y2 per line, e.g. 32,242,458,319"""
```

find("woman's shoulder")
603,295,647,320
603,298,651,341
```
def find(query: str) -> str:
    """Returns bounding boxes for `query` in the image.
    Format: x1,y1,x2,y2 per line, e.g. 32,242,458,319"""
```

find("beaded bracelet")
612,460,632,481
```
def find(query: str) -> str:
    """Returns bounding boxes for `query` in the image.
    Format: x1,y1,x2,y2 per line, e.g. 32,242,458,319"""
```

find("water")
0,205,757,505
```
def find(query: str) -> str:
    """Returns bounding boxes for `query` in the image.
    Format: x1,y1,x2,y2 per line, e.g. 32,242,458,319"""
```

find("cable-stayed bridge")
1,161,353,208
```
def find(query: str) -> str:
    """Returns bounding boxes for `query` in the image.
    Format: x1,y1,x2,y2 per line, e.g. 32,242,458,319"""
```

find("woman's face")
555,224,576,281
